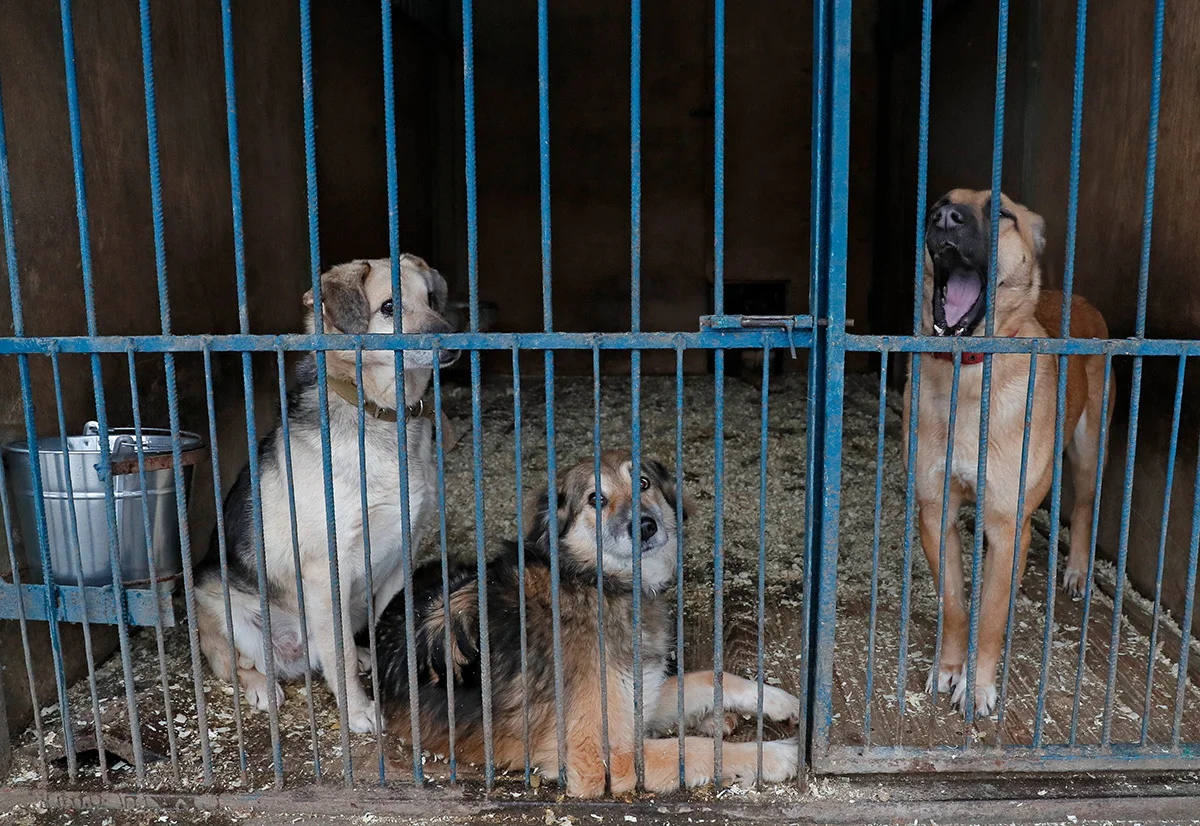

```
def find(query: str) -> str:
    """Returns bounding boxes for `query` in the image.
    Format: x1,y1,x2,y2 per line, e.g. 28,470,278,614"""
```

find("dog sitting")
196,255,458,733
374,451,801,795
903,189,1112,717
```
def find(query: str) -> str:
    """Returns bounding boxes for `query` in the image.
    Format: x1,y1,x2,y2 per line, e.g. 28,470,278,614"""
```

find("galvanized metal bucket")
2,422,205,588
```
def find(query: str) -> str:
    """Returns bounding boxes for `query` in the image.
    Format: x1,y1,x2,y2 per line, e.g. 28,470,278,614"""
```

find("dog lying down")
374,451,801,796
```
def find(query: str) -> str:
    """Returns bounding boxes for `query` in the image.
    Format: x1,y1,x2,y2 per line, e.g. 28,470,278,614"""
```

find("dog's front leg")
303,559,378,733
951,508,1033,718
632,736,799,792
918,483,968,695
646,672,799,736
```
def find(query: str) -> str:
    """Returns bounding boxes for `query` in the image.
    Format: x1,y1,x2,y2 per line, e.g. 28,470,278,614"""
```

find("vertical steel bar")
630,0,646,790
963,0,1009,727
1069,353,1112,745
911,0,933,334
202,347,250,784
353,347,386,781
1141,355,1186,744
220,0,284,785
592,344,611,789
273,346,321,779
0,71,47,783
712,0,727,787
755,346,771,783
57,0,141,781
124,349,180,783
1104,0,1164,748
674,341,687,786
509,345,526,786
48,348,109,784
1173,375,1200,750
863,348,888,749
1059,0,1088,317
138,0,214,779
298,0,355,782
434,346,459,782
895,357,922,730
462,0,494,787
997,350,1038,739
380,0,423,782
929,354,963,732
535,0,566,790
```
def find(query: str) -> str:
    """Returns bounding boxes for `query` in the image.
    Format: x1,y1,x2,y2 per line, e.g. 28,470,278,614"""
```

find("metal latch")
700,314,814,358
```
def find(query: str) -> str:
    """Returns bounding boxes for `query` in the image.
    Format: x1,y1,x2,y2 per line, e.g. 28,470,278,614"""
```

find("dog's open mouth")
932,267,985,337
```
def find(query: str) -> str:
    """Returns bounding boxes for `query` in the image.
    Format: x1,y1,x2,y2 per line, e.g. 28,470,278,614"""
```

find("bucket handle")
109,447,206,478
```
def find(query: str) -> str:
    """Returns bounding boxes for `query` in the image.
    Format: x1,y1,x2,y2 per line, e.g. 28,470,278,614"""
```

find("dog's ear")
1028,212,1046,259
304,261,372,334
645,459,692,521
424,266,449,315
526,486,571,549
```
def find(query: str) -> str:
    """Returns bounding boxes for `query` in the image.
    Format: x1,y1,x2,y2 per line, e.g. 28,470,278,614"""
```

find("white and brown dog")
196,255,458,732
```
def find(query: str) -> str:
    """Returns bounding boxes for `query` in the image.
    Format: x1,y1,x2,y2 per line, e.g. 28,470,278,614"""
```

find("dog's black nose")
639,516,657,542
931,205,964,231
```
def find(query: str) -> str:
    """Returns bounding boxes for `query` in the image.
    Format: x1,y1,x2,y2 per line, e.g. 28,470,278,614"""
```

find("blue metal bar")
298,0,355,783
895,356,922,728
0,581,174,627
1104,361,1144,745
631,349,645,788
631,0,642,334
930,355,963,728
0,329,824,354
845,335,1200,357
48,349,110,784
463,0,479,331
125,349,180,783
433,349,460,782
1035,382,1070,747
911,0,933,334
380,0,423,783
963,0,1010,728
811,0,852,759
863,348,888,748
1069,353,1112,745
273,346,321,780
1136,0,1166,339
1141,355,1186,744
57,0,138,782
543,350,567,788
203,348,249,783
1174,377,1200,750
353,348,387,781
711,0,727,786
674,342,687,786
822,741,1200,772
755,345,771,784
538,0,552,333
591,344,611,789
997,351,1038,739
1059,0,1088,323
470,349,496,787
512,345,528,786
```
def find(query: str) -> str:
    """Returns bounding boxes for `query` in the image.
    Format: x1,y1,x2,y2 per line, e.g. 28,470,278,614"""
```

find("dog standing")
902,189,1112,717
375,451,801,795
196,255,458,733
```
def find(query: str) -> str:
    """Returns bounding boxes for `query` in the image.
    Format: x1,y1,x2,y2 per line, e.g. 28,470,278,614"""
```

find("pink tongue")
944,271,981,327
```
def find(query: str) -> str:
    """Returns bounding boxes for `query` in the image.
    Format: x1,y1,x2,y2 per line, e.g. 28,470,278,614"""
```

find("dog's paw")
740,738,799,785
357,646,375,674
242,679,284,713
347,701,379,734
1062,565,1088,598
924,663,963,695
950,671,998,719
694,712,739,737
761,684,802,727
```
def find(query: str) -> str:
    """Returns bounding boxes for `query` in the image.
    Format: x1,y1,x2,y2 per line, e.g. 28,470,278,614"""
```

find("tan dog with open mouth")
902,189,1112,717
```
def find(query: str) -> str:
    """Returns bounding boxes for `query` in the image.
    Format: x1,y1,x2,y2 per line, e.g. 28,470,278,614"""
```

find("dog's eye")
639,476,650,491
998,208,1016,223
587,492,608,509
381,299,394,317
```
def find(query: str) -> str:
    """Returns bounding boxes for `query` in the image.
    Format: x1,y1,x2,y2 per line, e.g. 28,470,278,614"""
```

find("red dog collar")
930,331,1017,365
